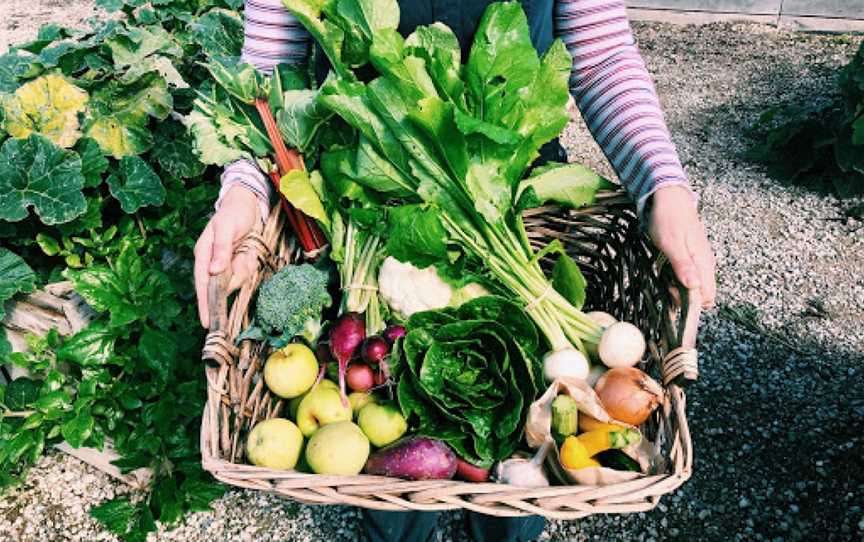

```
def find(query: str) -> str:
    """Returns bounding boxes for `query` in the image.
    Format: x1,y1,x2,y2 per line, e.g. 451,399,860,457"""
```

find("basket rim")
199,384,693,519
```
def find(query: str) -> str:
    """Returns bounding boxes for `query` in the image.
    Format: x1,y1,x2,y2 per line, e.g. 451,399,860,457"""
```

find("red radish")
347,363,375,392
329,312,366,405
383,325,406,343
362,336,389,365
455,457,490,482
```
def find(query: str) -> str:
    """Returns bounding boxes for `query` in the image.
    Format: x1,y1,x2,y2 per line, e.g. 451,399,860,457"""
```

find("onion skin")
594,367,663,426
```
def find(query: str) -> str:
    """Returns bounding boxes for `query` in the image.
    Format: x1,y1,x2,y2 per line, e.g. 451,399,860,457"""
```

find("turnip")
364,437,457,480
543,348,589,382
597,322,646,368
585,311,617,360
329,312,366,405
361,336,389,365
346,363,375,392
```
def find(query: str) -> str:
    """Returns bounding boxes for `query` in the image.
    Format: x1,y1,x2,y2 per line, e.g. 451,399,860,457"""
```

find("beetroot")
364,437,457,480
383,324,406,343
362,336,389,365
455,457,490,483
329,312,366,405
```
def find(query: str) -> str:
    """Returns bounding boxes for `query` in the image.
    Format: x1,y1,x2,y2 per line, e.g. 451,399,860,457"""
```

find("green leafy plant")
393,296,541,467
750,41,864,197
0,0,246,539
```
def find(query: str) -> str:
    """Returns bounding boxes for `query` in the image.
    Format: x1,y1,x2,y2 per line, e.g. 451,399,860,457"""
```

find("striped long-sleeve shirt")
219,0,693,220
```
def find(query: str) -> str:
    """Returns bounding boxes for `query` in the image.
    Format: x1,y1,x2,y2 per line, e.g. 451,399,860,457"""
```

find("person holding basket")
194,0,716,540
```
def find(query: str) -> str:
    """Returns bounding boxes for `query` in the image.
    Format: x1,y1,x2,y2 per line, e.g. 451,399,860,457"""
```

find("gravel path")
2,3,863,540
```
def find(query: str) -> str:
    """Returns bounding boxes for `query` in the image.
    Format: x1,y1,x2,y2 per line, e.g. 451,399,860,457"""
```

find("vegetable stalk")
254,98,326,252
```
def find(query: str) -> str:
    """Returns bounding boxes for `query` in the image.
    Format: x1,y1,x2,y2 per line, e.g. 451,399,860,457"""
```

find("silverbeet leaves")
395,296,541,468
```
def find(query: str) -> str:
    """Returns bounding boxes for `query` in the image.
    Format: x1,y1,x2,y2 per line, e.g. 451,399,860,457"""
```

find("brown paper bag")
525,377,657,486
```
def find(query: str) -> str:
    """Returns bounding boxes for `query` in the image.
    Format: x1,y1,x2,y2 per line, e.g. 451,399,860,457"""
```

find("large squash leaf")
0,247,36,320
107,155,167,213
84,74,172,158
0,134,86,225
1,74,88,148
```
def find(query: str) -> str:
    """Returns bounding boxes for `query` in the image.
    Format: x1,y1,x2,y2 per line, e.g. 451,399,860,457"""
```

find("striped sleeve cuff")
241,0,311,74
555,0,695,222
217,159,274,224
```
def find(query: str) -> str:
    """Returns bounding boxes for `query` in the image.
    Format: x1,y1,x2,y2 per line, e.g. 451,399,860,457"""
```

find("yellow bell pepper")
560,429,641,470
578,414,627,433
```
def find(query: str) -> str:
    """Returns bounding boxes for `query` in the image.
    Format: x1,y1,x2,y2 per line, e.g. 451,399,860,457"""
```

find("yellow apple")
357,403,407,447
288,379,338,421
305,421,369,475
246,418,303,470
296,386,352,437
263,343,319,399
348,391,376,417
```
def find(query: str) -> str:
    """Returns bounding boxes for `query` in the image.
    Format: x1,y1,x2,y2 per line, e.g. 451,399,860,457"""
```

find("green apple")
348,391,376,417
357,403,407,447
288,379,338,421
246,418,303,470
305,421,369,475
263,343,319,399
296,386,352,437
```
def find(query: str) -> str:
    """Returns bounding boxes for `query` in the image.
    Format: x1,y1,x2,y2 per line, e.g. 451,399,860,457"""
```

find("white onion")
598,322,646,368
543,349,589,382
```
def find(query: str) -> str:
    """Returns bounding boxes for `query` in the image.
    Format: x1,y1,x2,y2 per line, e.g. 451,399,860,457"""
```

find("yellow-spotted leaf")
1,73,88,148
280,169,330,232
84,74,172,158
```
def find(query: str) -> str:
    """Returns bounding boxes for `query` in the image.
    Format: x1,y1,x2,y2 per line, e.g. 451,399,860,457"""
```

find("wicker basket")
200,189,700,519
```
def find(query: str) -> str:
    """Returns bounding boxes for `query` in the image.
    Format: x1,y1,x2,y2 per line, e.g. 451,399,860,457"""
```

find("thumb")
209,218,234,275
665,244,701,290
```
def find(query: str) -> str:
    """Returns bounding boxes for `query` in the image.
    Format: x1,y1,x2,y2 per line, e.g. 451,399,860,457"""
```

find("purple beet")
361,336,389,365
383,324,406,343
329,312,366,406
364,437,457,480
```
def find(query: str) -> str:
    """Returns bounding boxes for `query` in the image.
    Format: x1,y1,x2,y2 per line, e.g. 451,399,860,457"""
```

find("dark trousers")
362,508,546,542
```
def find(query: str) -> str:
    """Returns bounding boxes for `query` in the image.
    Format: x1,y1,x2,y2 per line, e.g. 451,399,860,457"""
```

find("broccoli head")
256,263,331,343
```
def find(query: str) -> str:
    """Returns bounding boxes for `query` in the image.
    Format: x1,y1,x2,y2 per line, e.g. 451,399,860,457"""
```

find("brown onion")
594,367,663,426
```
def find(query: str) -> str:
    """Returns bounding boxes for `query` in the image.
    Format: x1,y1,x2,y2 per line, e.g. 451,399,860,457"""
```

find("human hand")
194,186,261,328
647,185,716,310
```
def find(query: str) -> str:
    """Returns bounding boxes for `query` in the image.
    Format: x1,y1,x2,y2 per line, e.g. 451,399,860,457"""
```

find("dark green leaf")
0,247,36,319
61,410,95,448
75,138,110,188
56,322,118,366
5,377,42,410
138,328,177,383
190,9,244,58
0,134,87,225
90,497,137,535
107,155,167,213
551,253,587,310
385,204,449,268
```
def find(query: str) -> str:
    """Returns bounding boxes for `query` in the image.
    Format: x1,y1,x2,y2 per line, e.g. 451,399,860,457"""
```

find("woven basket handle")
201,270,233,366
661,285,701,387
